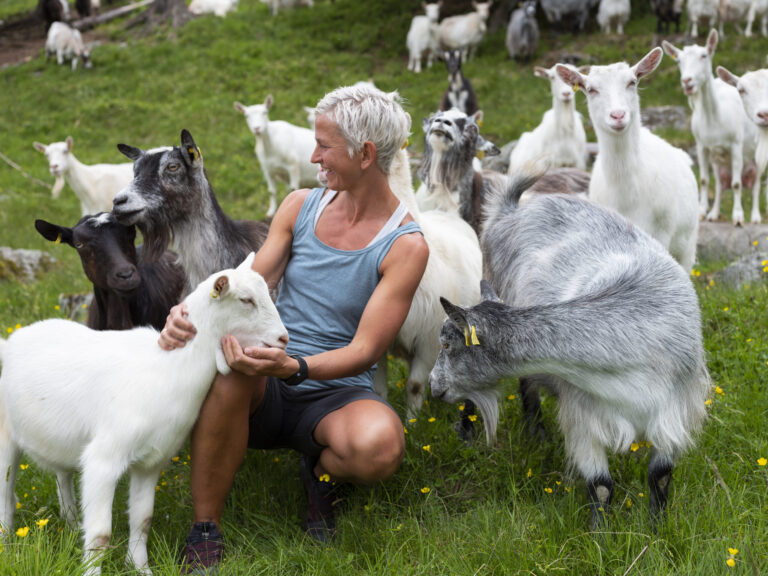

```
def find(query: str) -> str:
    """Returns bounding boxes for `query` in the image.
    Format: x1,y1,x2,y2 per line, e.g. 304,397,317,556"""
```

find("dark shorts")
247,377,395,458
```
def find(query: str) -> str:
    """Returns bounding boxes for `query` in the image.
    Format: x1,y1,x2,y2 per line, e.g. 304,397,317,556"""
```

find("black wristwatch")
282,354,308,386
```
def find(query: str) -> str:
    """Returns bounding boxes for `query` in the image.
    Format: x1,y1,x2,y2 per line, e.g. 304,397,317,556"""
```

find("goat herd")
0,1,766,574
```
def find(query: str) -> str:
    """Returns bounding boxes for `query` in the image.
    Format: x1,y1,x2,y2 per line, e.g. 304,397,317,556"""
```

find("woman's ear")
360,140,377,170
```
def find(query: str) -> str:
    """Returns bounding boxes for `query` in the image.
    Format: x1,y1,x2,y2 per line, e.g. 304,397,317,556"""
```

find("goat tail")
482,163,544,233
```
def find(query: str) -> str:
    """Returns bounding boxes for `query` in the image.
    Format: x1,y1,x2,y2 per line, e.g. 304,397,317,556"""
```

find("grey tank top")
276,187,422,392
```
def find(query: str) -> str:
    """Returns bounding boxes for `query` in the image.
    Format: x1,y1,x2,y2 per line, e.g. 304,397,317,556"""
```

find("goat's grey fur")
429,173,710,528
506,0,539,61
113,130,269,295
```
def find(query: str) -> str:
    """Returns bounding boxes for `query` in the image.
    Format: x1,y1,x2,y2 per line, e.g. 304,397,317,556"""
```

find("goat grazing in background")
662,30,759,225
539,0,596,33
112,130,270,296
687,0,718,35
429,174,710,530
45,22,91,70
0,254,288,576
439,50,479,115
35,213,184,331
650,0,683,33
596,0,630,33
557,48,699,272
744,0,768,36
33,137,133,216
506,0,539,61
234,95,318,217
189,0,239,17
717,65,768,222
406,2,441,73
437,1,492,62
508,63,588,174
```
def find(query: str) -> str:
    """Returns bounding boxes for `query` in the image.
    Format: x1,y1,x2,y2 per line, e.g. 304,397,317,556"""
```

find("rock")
0,247,56,282
714,251,768,288
641,106,690,132
696,221,768,262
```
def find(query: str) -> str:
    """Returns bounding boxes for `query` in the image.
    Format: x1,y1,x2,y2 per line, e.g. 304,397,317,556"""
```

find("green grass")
1,1,768,574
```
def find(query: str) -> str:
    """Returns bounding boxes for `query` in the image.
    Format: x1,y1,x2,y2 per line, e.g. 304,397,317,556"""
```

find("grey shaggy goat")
429,173,710,529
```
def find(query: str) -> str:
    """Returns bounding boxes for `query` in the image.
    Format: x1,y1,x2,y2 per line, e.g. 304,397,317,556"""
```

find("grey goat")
112,130,270,296
506,0,539,61
429,173,710,529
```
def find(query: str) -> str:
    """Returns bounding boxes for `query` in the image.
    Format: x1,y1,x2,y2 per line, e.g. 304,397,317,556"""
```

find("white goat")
374,149,483,415
687,0,719,35
662,30,759,225
437,1,492,62
33,137,134,216
745,0,768,35
508,64,588,174
718,0,752,35
596,0,631,34
188,0,238,17
557,48,700,272
45,21,91,70
717,65,768,222
0,253,287,576
234,95,318,218
264,0,314,16
407,2,441,73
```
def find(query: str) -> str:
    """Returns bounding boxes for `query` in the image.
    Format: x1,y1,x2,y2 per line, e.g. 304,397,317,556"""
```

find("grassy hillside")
0,1,767,574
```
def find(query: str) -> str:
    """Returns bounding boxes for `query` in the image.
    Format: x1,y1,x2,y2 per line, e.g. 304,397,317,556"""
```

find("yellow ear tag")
55,233,62,244
476,150,486,160
210,289,219,299
401,139,409,150
188,146,201,162
477,119,483,128
464,325,481,346
573,84,579,92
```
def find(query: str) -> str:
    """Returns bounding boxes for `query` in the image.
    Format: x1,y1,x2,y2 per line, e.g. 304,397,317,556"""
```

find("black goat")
112,129,270,296
650,0,682,33
439,50,479,116
40,0,67,31
35,213,184,331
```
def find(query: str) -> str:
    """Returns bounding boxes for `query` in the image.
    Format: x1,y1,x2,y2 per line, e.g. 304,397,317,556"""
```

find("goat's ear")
117,143,143,162
33,141,47,153
555,64,585,93
472,109,484,126
661,39,680,61
233,101,246,114
716,65,739,87
264,94,274,109
34,219,73,246
533,66,550,79
480,280,502,303
633,47,663,80
65,136,74,151
477,134,501,157
440,297,469,331
422,115,432,133
180,129,203,168
238,252,256,271
706,28,718,55
212,274,229,299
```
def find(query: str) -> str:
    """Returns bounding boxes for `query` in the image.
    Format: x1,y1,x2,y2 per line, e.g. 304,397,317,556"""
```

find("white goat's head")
233,95,273,136
423,1,441,22
535,63,579,105
473,1,492,20
662,29,718,97
717,66,768,129
33,137,74,198
556,48,662,135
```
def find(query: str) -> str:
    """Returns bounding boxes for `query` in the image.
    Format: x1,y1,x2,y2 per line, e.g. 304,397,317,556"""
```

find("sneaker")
180,521,223,575
300,455,338,544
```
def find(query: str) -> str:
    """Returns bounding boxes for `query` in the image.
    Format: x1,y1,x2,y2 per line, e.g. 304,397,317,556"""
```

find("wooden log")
72,0,154,30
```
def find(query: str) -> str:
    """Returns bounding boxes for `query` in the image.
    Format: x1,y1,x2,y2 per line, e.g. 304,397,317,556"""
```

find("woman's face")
311,114,360,190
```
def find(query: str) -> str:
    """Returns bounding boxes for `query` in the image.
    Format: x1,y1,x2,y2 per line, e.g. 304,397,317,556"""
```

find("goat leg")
586,474,614,531
648,449,674,530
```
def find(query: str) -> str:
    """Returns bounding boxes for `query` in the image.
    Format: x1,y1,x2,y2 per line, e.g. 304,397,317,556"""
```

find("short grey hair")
314,85,411,175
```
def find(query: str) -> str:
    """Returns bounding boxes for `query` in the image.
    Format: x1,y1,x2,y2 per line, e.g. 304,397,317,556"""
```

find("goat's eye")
587,87,598,95
239,297,256,307
167,163,180,172
442,342,449,350
627,80,636,89
700,54,707,59
74,241,84,249
738,87,746,95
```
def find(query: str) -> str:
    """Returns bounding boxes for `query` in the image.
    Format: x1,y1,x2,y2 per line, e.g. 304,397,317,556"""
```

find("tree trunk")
126,0,192,33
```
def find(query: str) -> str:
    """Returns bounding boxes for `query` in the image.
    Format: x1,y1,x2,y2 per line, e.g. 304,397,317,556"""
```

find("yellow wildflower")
726,558,736,568
16,527,30,537
15,503,21,510
468,414,477,422
507,394,516,400
630,443,640,452
715,386,724,395
36,519,49,528
758,457,767,466
387,354,393,360
396,380,404,389
54,305,60,310
555,481,561,485
458,403,465,411
408,418,417,423
705,399,712,406
544,487,553,494
155,486,160,492
420,486,431,494
526,468,532,478
695,269,701,277
638,492,644,498
171,456,180,462
428,417,436,423
273,457,279,463
564,487,571,493
403,426,408,435
762,259,768,266
728,548,739,556
626,499,632,509
6,328,12,334
422,445,431,453
318,474,331,483
753,240,759,246
723,307,729,312
19,464,28,470
709,279,715,286
14,324,20,330
747,338,752,343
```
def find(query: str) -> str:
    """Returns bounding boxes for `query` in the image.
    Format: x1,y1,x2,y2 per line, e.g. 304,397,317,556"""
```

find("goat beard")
466,389,500,445
50,174,65,199
137,222,172,263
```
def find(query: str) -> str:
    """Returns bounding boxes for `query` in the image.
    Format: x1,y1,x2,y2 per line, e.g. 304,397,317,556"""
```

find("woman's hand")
158,303,197,350
220,334,298,378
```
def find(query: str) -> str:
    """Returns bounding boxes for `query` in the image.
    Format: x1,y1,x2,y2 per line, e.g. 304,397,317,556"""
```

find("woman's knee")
348,417,405,481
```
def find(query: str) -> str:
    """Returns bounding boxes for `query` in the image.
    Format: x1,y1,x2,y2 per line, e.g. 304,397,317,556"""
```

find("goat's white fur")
0,254,287,576
45,22,90,70
662,30,760,224
556,48,699,272
33,137,134,216
745,0,768,36
687,0,719,35
437,1,492,62
234,96,318,217
596,0,631,34
406,2,441,73
374,149,482,415
508,64,588,174
188,0,238,17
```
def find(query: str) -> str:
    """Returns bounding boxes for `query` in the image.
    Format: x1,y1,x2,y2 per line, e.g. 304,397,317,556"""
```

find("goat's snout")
757,110,768,125
610,110,626,121
116,267,136,281
278,333,289,348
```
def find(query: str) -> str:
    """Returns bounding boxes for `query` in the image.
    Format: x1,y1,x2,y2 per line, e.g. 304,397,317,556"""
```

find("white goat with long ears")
717,66,768,222
45,22,92,70
437,1,492,62
662,30,759,225
406,2,441,73
33,137,134,216
508,64,588,174
687,0,718,35
0,253,287,576
596,0,631,34
234,95,318,217
744,0,768,36
556,49,700,272
429,174,710,530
